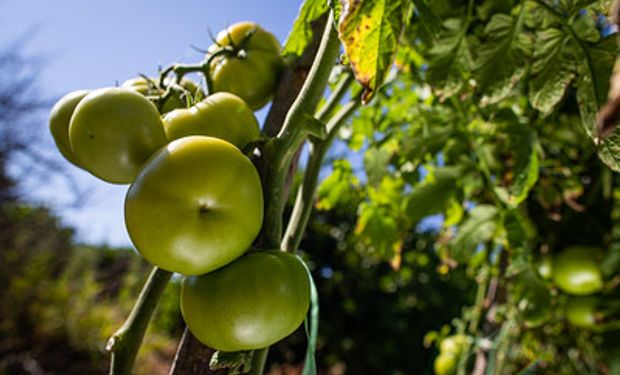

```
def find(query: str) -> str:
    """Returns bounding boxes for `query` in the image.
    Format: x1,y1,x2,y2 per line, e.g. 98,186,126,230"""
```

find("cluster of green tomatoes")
433,245,618,375
534,246,615,330
49,22,311,352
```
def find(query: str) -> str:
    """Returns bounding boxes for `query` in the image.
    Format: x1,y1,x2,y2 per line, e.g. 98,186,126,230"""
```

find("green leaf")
402,166,461,225
425,18,472,98
300,256,319,375
571,9,600,43
282,0,330,57
449,205,499,262
412,0,442,40
572,36,619,170
494,122,540,207
364,145,392,187
528,28,576,114
338,0,410,103
316,160,360,210
355,201,402,260
598,130,620,173
473,12,530,106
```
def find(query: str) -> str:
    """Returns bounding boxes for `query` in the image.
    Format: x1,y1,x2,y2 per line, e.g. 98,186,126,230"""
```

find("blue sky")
1,0,303,247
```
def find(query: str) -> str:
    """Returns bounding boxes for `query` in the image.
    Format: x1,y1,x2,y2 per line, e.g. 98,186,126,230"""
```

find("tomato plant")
45,1,620,374
69,87,168,184
181,250,310,351
124,136,263,275
208,22,283,110
163,92,260,149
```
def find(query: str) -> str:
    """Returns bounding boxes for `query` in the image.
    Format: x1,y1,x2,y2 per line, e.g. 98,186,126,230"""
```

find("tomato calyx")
209,350,253,374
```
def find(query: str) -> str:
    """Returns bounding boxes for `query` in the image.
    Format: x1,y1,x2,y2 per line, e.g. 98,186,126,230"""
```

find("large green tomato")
69,87,167,184
125,136,263,275
209,22,283,110
181,250,310,351
565,297,600,328
163,92,260,149
552,247,604,296
49,90,90,168
122,76,204,114
434,353,457,375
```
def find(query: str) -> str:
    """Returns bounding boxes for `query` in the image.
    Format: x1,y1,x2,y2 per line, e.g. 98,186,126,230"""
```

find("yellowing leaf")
338,0,410,103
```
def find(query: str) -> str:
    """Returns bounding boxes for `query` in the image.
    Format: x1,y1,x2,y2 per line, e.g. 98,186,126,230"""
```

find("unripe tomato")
181,250,310,351
440,335,467,355
552,247,604,296
209,22,283,110
565,297,600,328
163,92,260,149
434,352,457,375
122,76,204,114
49,90,90,168
125,136,263,275
69,88,168,184
536,255,553,280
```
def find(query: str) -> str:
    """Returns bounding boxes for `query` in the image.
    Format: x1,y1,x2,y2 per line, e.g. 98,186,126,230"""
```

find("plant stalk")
107,266,172,375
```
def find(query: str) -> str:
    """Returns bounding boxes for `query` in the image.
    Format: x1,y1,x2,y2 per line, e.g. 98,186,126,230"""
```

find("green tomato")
49,90,90,168
565,297,601,328
440,335,467,355
163,92,260,149
122,76,204,113
552,247,604,296
434,353,457,375
209,22,283,110
181,250,310,351
69,87,167,184
536,255,553,280
125,136,263,275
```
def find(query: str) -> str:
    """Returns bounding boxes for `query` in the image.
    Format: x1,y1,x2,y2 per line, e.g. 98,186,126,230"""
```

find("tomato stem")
282,98,360,253
249,348,269,375
106,266,172,375
261,10,340,249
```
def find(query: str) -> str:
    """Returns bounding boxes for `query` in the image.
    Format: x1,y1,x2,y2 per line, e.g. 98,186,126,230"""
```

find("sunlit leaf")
449,205,499,262
338,0,410,103
282,0,330,57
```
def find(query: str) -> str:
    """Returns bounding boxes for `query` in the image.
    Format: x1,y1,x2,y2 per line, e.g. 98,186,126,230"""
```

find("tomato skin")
434,353,457,375
439,335,467,355
181,250,311,351
552,247,604,296
124,136,263,276
209,22,283,110
122,77,204,114
49,90,90,168
163,92,260,149
69,87,167,184
565,297,600,328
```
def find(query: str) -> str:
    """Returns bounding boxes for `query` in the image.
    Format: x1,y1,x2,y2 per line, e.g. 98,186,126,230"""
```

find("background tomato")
565,296,600,328
49,90,90,168
209,22,283,110
124,136,263,275
552,247,604,296
434,352,457,375
163,92,260,149
69,87,168,184
180,250,311,351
